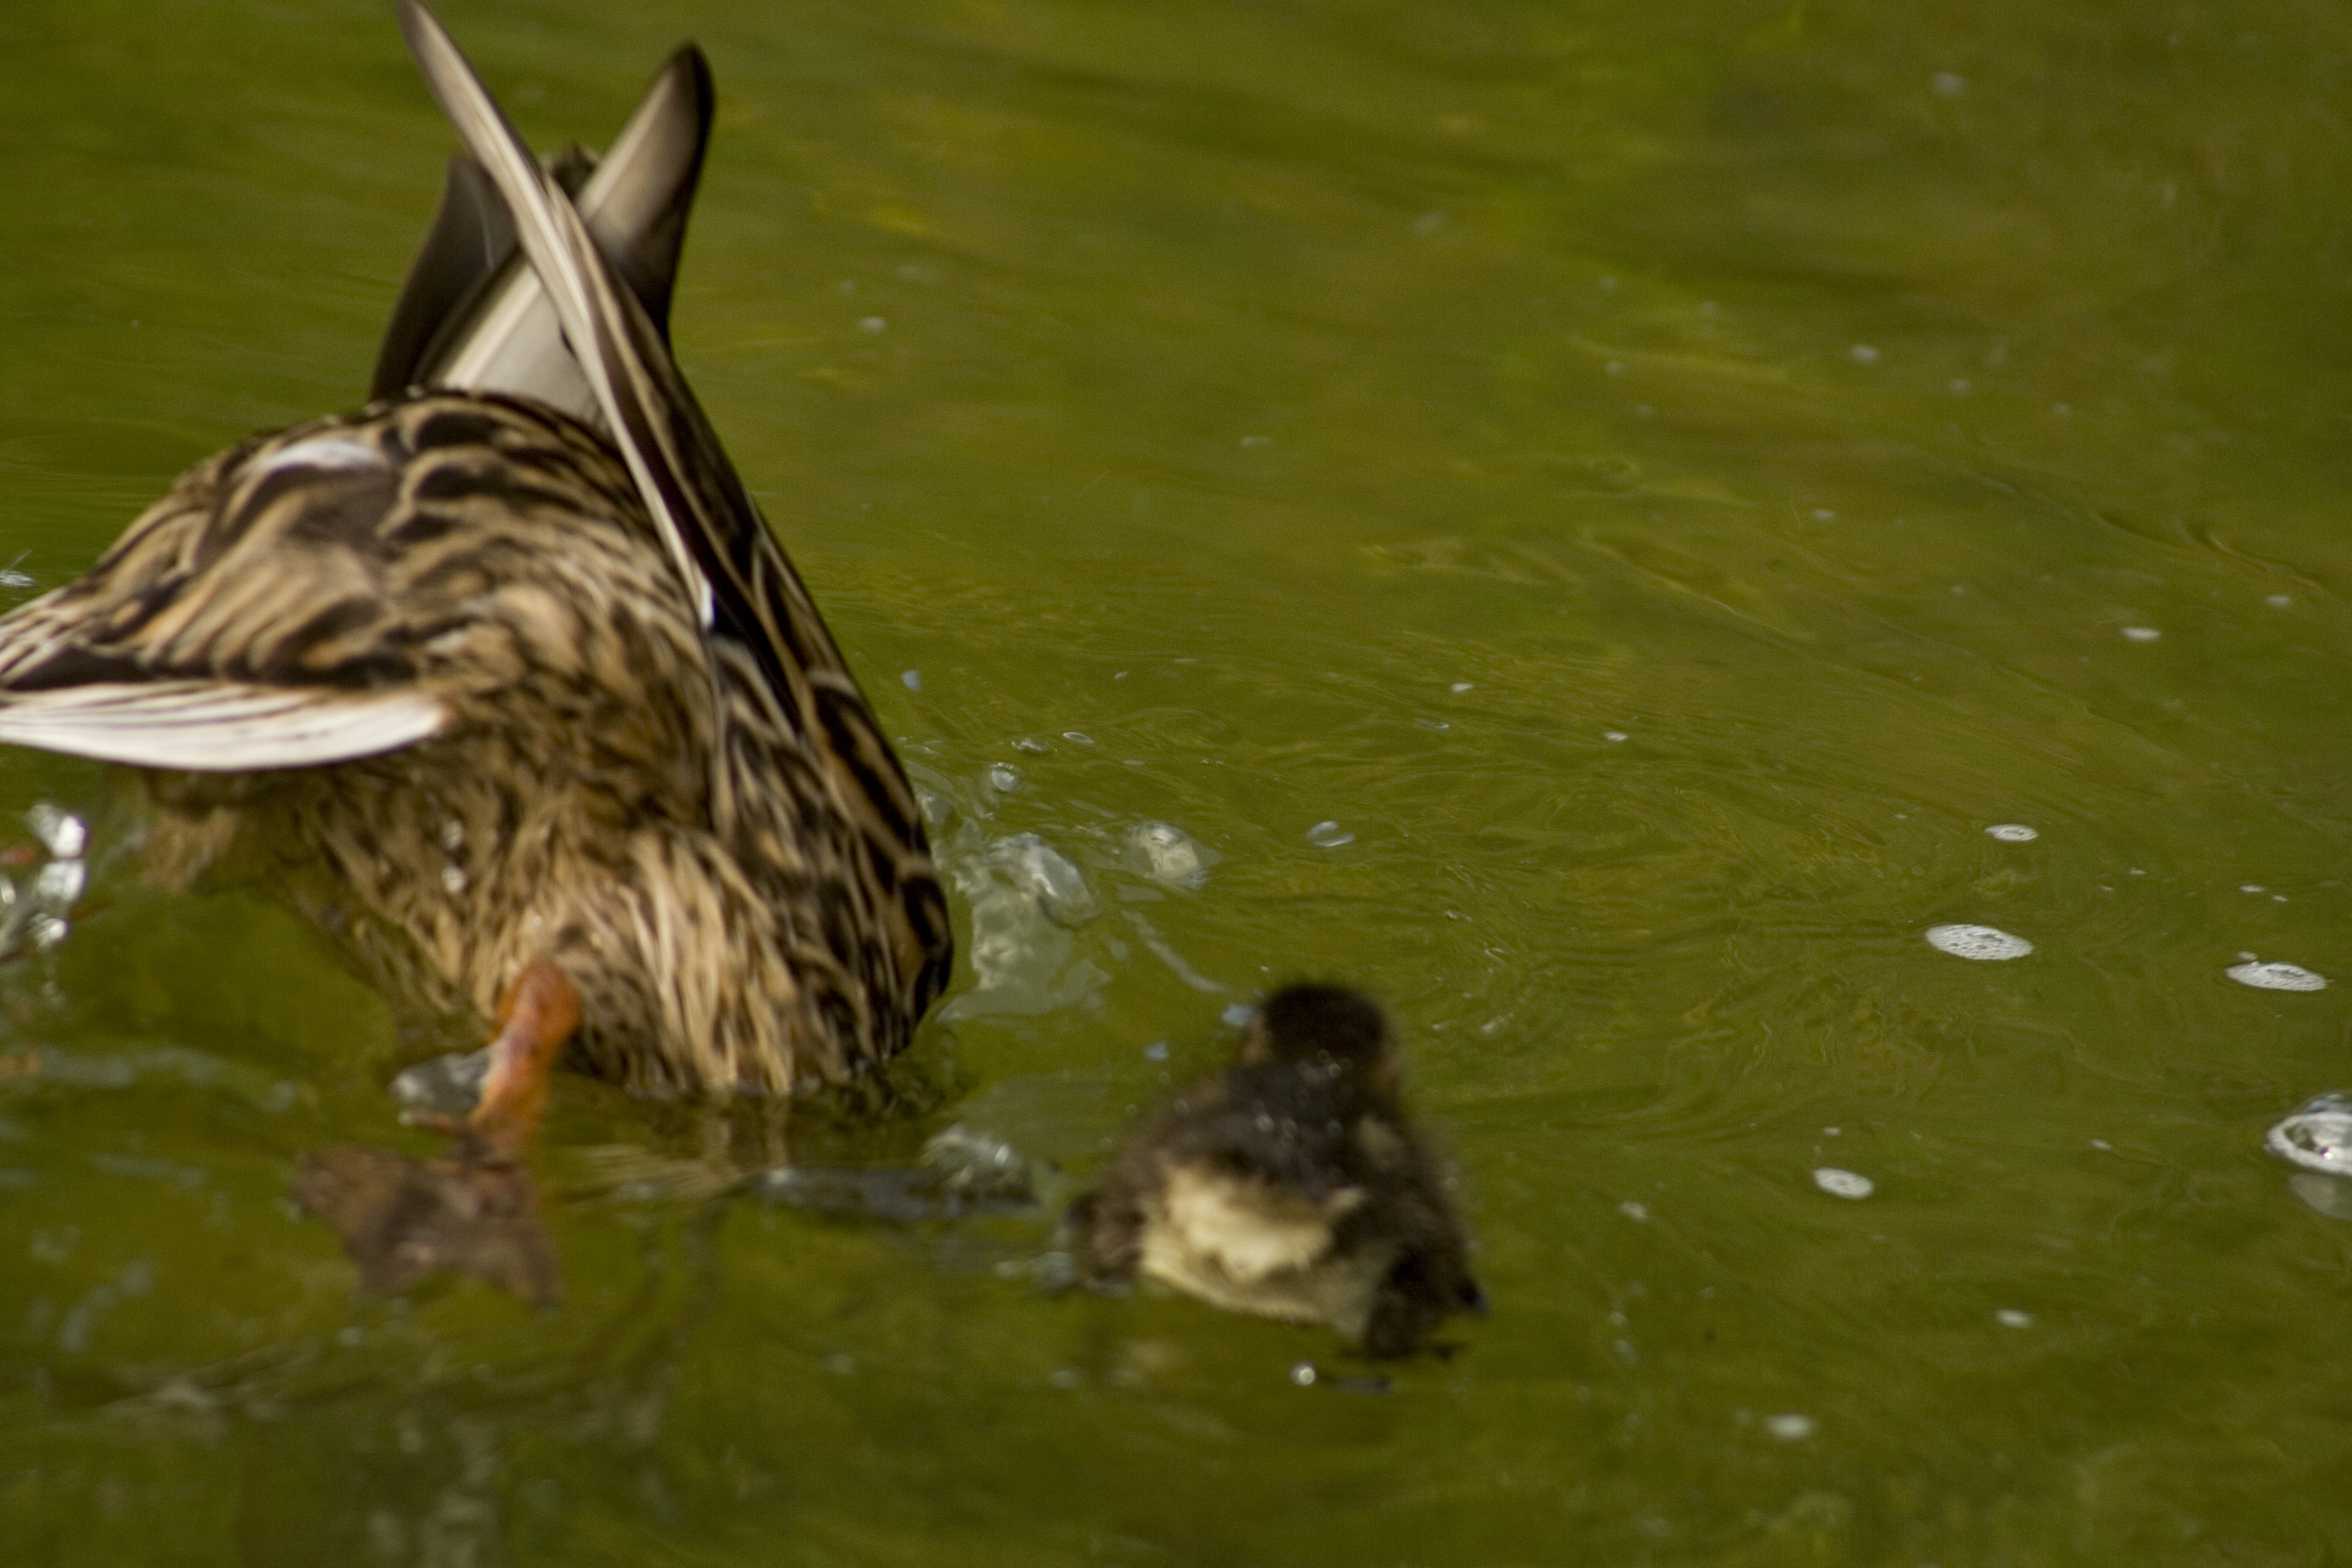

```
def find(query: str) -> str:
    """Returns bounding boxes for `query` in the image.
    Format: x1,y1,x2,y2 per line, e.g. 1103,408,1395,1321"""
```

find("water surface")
4,0,2352,1562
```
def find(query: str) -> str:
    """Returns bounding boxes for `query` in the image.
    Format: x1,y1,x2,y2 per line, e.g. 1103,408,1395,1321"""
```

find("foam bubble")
1813,1167,1874,1200
2228,960,2325,992
1984,823,2038,843
1925,924,2033,961
2268,1094,2352,1175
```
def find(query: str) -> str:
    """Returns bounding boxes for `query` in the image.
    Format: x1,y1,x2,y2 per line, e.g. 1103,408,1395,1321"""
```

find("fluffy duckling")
0,3,950,1116
1067,985,1485,1357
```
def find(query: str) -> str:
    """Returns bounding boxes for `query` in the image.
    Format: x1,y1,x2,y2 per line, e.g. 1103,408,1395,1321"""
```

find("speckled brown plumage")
0,4,949,1098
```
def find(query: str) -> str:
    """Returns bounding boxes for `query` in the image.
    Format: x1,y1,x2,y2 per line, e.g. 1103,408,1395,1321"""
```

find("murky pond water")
6,0,2352,1562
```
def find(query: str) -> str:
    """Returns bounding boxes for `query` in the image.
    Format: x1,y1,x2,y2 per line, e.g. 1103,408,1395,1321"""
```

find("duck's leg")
459,960,582,1160
295,962,579,1307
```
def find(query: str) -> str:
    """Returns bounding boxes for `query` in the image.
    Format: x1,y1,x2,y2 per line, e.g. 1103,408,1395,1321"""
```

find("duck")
0,0,952,1126
1066,984,1486,1357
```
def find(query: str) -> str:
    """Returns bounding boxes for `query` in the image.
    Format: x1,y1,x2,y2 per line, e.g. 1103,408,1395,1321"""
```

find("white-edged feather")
434,63,704,424
397,0,716,632
0,683,446,771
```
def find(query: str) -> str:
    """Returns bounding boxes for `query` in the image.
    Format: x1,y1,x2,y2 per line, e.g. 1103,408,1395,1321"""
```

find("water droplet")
1618,1200,1650,1223
1061,731,1095,746
1603,731,1628,743
2120,625,2161,642
1766,1413,1817,1441
1127,821,1213,887
1813,1167,1874,1200
986,764,1022,792
2230,960,2325,992
1290,1362,1318,1386
1013,736,1051,754
1849,344,1880,364
1984,823,2038,843
1142,1041,1169,1062
1306,821,1355,848
900,670,921,691
2240,884,2266,894
987,834,1096,925
1449,681,1474,693
34,860,83,905
1925,924,2033,960
2267,594,2294,608
26,804,84,860
858,316,887,333
1994,1309,2034,1328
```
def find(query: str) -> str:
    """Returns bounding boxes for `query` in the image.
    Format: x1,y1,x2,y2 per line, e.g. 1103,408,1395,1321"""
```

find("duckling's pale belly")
1137,1162,1396,1339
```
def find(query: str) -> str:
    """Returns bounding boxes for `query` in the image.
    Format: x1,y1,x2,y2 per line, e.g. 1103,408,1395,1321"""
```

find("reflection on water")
7,0,2352,1561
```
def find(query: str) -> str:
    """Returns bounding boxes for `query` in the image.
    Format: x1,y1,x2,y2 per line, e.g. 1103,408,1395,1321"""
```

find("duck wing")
0,425,465,770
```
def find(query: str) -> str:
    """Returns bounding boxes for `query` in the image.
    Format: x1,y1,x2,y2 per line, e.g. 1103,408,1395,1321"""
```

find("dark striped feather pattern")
0,10,951,1095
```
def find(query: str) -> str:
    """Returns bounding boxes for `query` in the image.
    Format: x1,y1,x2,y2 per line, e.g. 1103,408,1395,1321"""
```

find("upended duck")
0,3,951,1135
1066,985,1486,1357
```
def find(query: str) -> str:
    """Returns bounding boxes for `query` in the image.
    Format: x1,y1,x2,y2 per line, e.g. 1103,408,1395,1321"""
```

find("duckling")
1067,984,1486,1357
0,3,951,1115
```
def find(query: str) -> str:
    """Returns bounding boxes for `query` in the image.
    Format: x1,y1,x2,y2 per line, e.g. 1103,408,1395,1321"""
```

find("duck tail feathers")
369,39,715,423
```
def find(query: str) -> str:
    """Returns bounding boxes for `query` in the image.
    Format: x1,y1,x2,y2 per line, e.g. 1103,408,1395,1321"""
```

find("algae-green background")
4,1,2352,1562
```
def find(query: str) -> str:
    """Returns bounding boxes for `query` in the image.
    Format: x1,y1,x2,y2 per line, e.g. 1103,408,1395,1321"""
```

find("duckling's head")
1242,983,1401,1096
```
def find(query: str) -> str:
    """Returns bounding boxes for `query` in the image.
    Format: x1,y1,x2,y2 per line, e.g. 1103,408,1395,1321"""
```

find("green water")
5,0,2352,1561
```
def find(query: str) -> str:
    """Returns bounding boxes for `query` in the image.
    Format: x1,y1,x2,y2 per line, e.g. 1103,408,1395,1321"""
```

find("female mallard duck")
0,1,951,1126
1066,984,1486,1357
